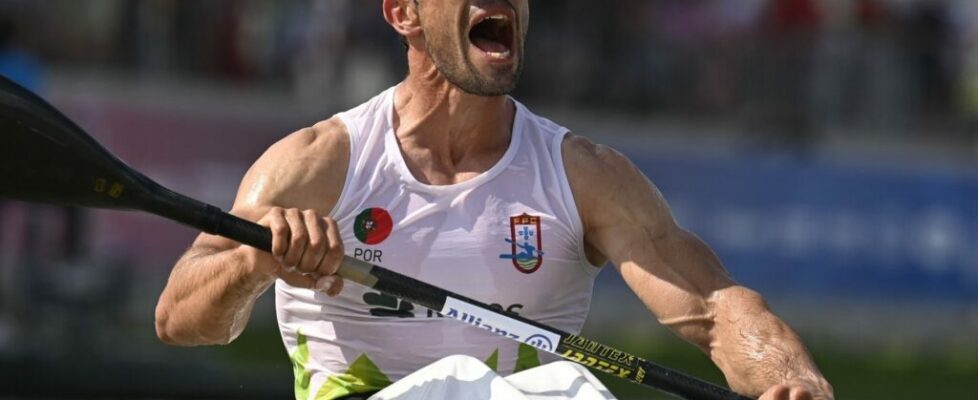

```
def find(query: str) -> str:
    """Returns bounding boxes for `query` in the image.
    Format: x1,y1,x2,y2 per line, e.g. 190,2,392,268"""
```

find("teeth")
486,14,507,21
486,50,511,59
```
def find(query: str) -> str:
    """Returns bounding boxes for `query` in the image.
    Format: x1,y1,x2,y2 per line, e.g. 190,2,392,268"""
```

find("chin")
463,73,520,97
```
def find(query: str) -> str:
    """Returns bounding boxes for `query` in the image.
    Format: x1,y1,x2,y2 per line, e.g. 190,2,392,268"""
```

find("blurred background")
0,0,976,398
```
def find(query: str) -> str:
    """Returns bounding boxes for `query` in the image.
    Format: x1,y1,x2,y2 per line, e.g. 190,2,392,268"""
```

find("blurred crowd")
2,2,975,338
2,0,978,144
1,2,976,397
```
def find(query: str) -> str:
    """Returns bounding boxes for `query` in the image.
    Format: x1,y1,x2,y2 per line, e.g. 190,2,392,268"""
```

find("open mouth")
468,13,515,60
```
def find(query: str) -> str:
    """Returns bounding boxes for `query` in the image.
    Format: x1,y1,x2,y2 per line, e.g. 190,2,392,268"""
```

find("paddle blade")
0,74,154,209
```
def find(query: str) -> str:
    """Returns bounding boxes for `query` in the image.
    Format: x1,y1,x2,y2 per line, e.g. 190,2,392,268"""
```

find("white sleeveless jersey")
276,86,600,400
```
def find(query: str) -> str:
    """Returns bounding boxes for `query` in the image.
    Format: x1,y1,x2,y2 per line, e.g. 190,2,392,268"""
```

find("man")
155,1,834,399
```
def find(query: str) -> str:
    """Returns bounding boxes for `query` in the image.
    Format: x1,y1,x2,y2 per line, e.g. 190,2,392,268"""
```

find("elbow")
155,324,180,346
154,301,234,346
155,301,208,346
154,301,183,346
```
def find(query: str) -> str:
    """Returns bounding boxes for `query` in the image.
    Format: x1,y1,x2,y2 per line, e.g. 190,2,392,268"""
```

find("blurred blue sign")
630,154,978,304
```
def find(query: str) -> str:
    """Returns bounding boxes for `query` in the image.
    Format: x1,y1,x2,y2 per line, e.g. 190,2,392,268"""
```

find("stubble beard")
425,38,525,97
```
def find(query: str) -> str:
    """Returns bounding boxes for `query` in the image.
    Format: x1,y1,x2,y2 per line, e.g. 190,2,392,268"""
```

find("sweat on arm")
562,134,833,399
154,119,350,346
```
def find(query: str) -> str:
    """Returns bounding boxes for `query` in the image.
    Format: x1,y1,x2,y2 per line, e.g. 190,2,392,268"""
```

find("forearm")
709,286,832,398
155,245,275,346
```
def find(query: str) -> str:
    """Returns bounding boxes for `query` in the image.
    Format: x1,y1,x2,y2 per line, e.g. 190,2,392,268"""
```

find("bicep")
185,120,349,255
182,154,284,256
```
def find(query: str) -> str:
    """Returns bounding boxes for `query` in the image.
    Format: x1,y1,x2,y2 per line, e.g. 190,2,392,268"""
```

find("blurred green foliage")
590,330,978,400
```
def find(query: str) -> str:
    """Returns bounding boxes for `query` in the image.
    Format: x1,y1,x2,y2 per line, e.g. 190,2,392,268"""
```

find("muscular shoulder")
232,117,350,214
561,134,674,236
561,134,636,192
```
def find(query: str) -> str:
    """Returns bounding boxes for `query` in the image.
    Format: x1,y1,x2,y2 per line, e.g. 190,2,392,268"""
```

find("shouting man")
155,1,834,399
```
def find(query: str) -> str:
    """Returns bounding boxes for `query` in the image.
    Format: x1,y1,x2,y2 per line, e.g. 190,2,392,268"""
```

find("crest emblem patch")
499,213,544,274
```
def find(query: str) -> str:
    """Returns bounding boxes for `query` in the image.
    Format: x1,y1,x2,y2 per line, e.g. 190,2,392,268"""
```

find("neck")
394,51,515,164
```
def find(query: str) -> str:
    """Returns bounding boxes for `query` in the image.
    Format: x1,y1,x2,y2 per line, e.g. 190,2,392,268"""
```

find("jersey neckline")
383,85,525,194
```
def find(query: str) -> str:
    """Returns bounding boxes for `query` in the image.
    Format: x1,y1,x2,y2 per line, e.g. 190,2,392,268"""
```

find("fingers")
265,207,291,263
312,217,344,296
318,217,344,276
283,208,309,270
759,384,816,400
795,391,814,400
298,210,327,274
276,265,343,296
259,207,345,296
277,267,317,289
315,274,345,297
759,384,789,400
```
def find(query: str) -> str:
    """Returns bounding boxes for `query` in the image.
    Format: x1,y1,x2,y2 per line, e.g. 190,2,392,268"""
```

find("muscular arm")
563,135,833,399
154,118,350,346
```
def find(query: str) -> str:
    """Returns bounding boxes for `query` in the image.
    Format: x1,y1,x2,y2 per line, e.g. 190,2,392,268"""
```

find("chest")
398,146,511,186
336,186,585,310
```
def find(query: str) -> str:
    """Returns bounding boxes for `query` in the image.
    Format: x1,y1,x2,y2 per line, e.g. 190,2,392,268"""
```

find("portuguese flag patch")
354,208,393,245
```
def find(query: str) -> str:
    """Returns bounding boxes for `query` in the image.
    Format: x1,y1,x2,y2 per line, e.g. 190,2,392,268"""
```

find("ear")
383,0,422,39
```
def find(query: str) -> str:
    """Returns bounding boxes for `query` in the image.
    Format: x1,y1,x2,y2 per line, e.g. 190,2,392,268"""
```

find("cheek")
424,16,461,48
